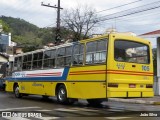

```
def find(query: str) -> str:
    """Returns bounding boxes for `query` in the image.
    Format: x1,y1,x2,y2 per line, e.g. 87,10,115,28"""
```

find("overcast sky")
0,0,160,47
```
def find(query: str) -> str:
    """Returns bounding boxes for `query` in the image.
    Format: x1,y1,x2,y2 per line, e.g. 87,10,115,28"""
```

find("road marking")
55,108,79,112
108,109,124,112
54,108,99,116
71,107,99,112
0,107,41,111
37,117,60,120
3,117,30,120
2,117,60,120
105,117,132,120
36,109,52,112
109,106,125,110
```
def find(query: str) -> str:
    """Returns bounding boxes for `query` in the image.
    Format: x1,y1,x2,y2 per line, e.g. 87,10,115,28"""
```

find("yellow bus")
5,33,154,105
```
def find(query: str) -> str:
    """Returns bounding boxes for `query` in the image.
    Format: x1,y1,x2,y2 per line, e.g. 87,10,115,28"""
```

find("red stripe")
27,72,62,76
26,75,61,77
70,71,105,75
107,72,153,76
69,70,153,76
26,72,62,77
107,69,153,74
70,70,153,75
70,70,106,73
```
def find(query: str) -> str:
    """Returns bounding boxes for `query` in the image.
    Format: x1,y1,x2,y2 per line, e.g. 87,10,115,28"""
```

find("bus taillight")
146,84,153,88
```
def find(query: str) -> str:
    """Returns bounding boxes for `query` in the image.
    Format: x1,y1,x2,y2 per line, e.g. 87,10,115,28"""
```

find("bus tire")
87,99,103,105
56,84,71,104
42,95,49,100
56,84,76,104
14,85,22,98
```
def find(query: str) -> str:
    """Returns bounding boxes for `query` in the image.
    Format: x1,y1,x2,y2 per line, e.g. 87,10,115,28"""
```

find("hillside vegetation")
0,16,71,52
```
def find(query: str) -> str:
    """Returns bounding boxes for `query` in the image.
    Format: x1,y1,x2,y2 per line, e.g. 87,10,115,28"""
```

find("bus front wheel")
14,85,22,98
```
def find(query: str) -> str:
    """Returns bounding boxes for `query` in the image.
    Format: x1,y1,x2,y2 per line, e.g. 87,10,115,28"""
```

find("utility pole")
41,0,63,44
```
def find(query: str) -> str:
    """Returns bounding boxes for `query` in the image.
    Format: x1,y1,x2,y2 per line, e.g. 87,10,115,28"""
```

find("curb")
108,98,160,105
153,102,160,105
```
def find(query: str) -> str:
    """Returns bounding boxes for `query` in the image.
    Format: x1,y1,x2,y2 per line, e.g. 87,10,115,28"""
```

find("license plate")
129,84,136,88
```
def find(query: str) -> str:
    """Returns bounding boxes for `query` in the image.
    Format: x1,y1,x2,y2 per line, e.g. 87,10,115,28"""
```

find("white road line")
105,117,132,120
71,107,99,112
55,108,79,112
0,107,41,111
108,110,124,112
37,117,60,120
3,117,30,120
36,109,52,112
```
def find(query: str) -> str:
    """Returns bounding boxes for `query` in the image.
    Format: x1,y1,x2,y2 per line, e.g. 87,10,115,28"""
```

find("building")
0,53,8,78
0,53,8,67
0,33,17,53
140,30,160,96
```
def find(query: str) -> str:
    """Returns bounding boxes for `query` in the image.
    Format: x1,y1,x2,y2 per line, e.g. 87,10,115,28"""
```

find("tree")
62,5,99,41
0,19,10,33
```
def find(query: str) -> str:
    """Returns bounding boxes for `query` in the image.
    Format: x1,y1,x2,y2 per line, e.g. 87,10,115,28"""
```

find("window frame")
114,39,150,64
72,43,84,66
22,54,33,70
32,52,43,69
56,46,72,67
43,49,56,68
85,39,108,65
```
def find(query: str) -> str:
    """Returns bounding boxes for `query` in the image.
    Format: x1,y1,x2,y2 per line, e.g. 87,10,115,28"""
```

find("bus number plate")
129,84,136,88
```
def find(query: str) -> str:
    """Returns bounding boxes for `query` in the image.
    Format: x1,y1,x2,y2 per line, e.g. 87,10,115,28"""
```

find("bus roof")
13,32,150,57
14,42,73,57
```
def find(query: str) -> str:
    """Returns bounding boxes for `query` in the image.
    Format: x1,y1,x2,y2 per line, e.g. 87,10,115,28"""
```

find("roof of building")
0,53,9,59
140,29,160,37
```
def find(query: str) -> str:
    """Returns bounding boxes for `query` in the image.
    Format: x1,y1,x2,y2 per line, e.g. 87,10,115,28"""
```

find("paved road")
0,91,160,120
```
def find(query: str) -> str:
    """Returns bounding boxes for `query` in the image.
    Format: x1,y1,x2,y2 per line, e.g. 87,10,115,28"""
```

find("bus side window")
22,54,33,70
14,57,22,71
65,46,72,66
56,47,65,67
43,49,56,68
73,44,84,65
50,50,56,67
96,40,107,63
33,52,43,69
86,39,107,64
8,62,13,76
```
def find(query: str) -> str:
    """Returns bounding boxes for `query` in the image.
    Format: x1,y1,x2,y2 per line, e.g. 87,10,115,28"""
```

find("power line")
68,0,143,19
95,0,143,14
96,0,160,22
101,9,160,24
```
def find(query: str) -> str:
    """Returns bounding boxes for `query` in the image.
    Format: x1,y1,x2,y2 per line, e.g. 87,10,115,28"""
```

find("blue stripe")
6,67,70,82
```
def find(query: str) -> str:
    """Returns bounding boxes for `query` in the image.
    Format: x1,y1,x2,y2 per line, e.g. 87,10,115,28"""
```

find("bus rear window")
114,40,150,64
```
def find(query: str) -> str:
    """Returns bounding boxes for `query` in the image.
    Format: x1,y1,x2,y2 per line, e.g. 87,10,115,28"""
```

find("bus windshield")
114,40,150,64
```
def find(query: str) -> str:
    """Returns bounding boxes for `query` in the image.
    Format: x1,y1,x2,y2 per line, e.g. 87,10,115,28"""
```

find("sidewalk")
108,96,160,105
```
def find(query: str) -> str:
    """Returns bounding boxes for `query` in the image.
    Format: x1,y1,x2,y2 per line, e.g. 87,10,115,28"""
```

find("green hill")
0,16,71,52
0,16,39,36
0,16,55,46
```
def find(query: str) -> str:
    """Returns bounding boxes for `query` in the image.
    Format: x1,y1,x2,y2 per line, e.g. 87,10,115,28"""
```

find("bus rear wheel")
14,85,22,98
57,84,68,104
56,84,76,104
